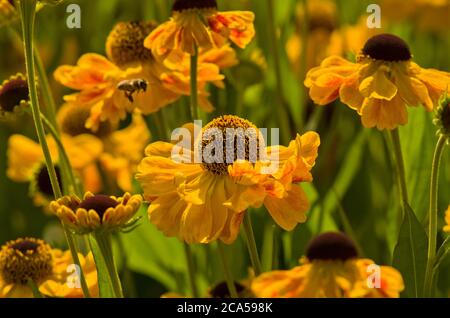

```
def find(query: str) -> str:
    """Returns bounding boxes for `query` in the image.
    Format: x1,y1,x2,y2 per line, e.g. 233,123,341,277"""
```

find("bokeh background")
0,0,450,297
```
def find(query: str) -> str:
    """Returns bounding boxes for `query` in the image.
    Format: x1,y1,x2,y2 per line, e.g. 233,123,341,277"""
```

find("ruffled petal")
264,184,309,231
360,95,408,130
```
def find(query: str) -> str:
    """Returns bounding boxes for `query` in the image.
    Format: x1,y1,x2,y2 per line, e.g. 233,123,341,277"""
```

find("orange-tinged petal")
359,67,397,100
264,184,309,231
360,95,408,130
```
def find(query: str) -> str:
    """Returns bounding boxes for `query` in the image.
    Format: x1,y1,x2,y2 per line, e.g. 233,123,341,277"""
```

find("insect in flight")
117,79,148,103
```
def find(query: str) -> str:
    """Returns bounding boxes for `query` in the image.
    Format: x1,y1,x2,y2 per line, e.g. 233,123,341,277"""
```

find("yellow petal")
359,67,397,100
360,95,408,130
263,185,309,231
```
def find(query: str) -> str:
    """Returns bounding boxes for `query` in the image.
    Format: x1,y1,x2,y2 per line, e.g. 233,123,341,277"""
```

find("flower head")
7,133,103,207
305,33,450,130
145,0,255,56
434,92,450,139
0,73,29,118
49,192,142,234
54,54,142,131
57,103,115,138
0,237,98,298
251,232,404,298
136,115,319,244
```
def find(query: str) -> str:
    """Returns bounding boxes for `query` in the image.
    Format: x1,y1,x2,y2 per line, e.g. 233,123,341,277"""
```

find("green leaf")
308,130,368,234
120,206,187,292
400,110,435,222
89,235,115,298
434,236,450,271
392,204,428,298
229,60,265,89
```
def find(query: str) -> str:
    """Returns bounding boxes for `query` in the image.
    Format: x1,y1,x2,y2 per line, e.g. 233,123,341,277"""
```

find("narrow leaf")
392,204,428,298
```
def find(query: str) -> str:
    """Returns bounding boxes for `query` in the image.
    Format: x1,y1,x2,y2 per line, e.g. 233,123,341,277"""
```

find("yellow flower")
444,206,450,233
57,104,150,193
145,0,255,56
251,232,404,298
0,237,98,298
434,93,450,138
7,133,103,207
105,21,180,115
100,112,151,192
305,33,450,130
136,115,319,244
0,73,29,118
159,45,236,112
286,0,337,74
49,192,142,234
54,53,142,132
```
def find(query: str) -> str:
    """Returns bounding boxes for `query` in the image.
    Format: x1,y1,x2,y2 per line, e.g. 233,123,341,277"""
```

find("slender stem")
183,243,199,298
116,234,137,298
298,0,308,129
267,0,292,145
93,232,124,298
65,229,91,298
424,135,447,297
155,109,169,141
34,45,80,196
18,1,92,299
27,279,43,298
41,113,83,197
242,213,262,276
389,129,409,217
34,49,58,129
217,242,239,298
190,45,199,121
19,0,62,199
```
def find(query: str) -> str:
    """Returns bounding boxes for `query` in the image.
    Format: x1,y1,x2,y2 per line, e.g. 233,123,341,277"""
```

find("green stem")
93,232,124,298
217,242,239,298
40,113,83,197
183,243,200,298
267,0,292,145
65,229,91,298
190,45,199,121
389,129,409,217
298,0,308,129
19,0,61,199
34,49,58,129
242,213,262,276
155,109,170,141
424,135,447,297
27,279,43,298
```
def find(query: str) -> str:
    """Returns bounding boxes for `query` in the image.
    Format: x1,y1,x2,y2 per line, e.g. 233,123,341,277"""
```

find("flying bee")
117,79,148,103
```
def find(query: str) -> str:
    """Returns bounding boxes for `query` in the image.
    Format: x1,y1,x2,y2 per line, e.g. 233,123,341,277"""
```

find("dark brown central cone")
0,77,29,112
79,195,118,220
201,115,263,176
210,281,246,298
106,21,157,67
60,105,113,138
306,232,358,261
173,0,217,12
362,34,411,62
11,240,39,253
36,165,62,197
